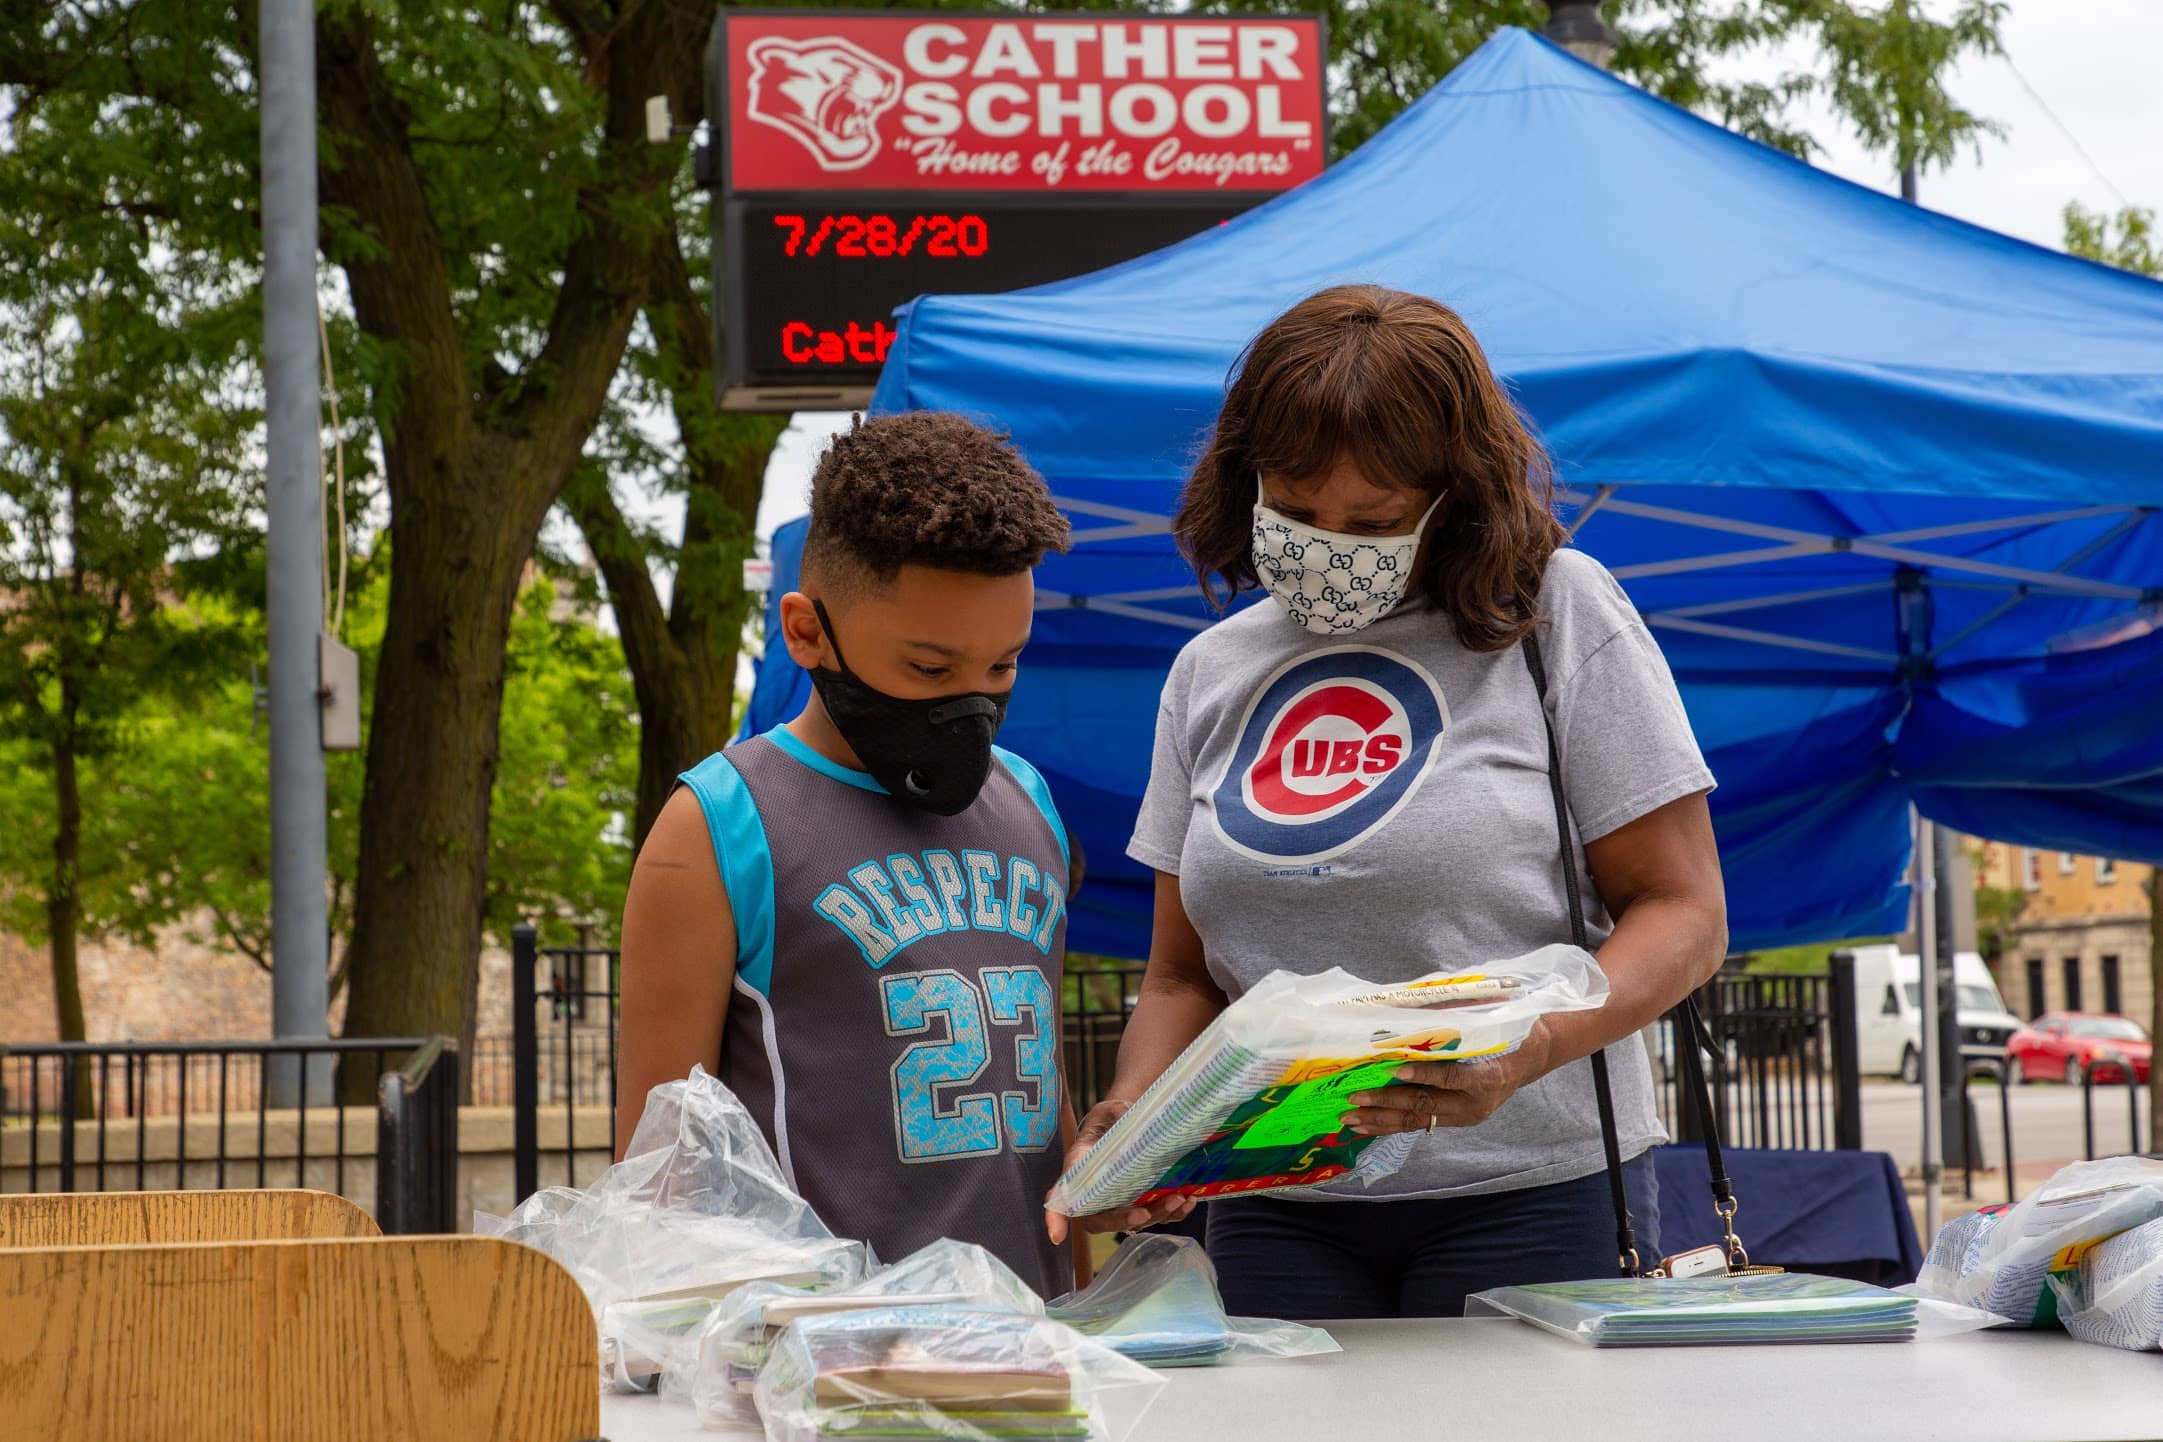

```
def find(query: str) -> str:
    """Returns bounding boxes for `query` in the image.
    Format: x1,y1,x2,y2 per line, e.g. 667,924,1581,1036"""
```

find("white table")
597,1318,2163,1442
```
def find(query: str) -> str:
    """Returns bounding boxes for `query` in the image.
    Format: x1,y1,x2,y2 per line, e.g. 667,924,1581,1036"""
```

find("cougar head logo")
745,36,904,172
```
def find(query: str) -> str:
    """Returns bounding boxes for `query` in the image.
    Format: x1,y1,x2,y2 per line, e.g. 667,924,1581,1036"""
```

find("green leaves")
0,5,265,821
485,575,639,946
2065,204,2162,278
1798,0,2007,182
0,559,637,981
1193,2,2004,172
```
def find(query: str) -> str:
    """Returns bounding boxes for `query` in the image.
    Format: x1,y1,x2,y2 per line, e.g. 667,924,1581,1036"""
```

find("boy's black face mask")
808,600,1010,817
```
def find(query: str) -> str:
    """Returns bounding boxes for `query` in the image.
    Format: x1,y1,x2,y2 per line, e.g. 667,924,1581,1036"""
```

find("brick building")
1973,840,2155,1026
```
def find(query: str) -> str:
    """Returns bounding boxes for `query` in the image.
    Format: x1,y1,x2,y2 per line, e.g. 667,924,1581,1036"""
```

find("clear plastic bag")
755,1306,1165,1442
1467,1272,2006,1346
474,1066,874,1394
682,1239,1047,1428
1907,1157,2163,1328
2047,1215,2163,1351
1047,1233,1338,1367
1050,946,1608,1217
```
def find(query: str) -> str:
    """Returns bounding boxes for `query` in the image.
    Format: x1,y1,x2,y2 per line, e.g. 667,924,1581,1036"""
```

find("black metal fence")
377,1037,462,1233
507,925,1153,1204
1656,967,1863,1154
1073,965,1867,1157
1063,965,1151,1115
511,926,621,1201
2081,1059,2147,1163
0,1037,451,1232
469,1032,614,1108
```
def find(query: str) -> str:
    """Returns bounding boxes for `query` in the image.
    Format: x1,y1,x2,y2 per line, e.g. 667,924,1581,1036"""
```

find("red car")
2004,1013,2152,1085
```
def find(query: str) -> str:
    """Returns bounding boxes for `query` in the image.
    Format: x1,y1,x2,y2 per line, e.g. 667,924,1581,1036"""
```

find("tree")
94,560,637,1011
305,0,708,1062
2065,204,2163,278
481,571,640,945
1802,0,2007,191
0,107,257,1062
1202,0,1914,160
102,662,363,1005
565,317,783,849
2,0,713,1057
0,550,633,1095
1971,884,2027,964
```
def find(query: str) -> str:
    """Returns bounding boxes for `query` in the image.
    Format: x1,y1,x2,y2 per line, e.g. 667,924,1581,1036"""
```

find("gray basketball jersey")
679,726,1070,1296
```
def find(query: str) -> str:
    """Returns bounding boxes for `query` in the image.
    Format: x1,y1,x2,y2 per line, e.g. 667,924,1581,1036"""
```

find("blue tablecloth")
1653,1145,1923,1286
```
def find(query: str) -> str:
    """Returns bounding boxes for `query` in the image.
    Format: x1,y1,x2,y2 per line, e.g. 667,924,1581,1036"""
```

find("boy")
617,412,1080,1295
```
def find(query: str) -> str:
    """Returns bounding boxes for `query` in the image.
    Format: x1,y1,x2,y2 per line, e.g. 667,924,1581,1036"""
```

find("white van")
1848,944,2024,1082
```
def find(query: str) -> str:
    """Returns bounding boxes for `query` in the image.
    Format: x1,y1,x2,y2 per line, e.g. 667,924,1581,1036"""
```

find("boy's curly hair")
803,413,1070,592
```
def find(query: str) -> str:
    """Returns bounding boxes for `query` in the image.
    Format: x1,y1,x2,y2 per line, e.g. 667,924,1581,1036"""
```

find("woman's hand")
1341,1024,1556,1136
1043,1098,1199,1243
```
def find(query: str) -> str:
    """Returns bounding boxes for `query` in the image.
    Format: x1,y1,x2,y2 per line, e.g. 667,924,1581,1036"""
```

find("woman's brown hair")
1176,284,1564,651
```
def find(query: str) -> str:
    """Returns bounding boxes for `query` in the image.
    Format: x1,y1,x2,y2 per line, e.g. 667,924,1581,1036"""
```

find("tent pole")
1932,818,1974,1185
1918,811,1943,1242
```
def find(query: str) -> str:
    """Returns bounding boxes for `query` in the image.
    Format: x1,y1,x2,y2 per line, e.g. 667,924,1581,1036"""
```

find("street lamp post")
260,0,329,1106
1544,2,1619,70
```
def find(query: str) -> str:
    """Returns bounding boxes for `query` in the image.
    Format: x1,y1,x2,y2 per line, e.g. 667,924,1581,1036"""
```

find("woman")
1047,285,1728,1320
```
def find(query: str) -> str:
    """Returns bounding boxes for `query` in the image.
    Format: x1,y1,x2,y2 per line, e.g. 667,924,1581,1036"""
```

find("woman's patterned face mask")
1250,483,1444,635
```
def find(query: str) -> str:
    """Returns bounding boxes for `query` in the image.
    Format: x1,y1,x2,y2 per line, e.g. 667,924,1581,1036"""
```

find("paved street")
1857,1078,2150,1179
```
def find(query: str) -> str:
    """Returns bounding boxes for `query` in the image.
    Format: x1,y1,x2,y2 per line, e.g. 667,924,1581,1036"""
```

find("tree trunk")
315,0,699,1099
570,234,784,849
336,470,539,1090
627,642,713,849
585,430,772,848
46,724,93,1118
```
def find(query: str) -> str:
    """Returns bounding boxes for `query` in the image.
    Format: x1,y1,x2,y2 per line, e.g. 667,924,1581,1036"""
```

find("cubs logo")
1210,647,1448,864
745,36,903,172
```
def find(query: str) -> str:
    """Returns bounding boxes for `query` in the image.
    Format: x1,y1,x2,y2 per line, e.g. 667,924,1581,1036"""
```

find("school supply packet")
1908,1156,2163,1328
756,1306,1165,1442
683,1239,1046,1428
2047,1214,2163,1352
474,1065,874,1393
1046,1233,1338,1367
1468,1273,2005,1347
1048,946,1607,1215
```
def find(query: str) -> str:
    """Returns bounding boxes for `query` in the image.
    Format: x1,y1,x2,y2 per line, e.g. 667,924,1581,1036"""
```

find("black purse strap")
1522,632,1741,1276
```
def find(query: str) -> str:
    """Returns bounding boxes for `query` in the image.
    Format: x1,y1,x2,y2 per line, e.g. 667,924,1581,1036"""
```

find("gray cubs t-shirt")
1128,547,1715,1199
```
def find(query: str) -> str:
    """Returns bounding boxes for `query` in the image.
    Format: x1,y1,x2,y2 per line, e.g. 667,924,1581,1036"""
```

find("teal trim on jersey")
766,724,887,795
678,753,778,996
993,747,1069,877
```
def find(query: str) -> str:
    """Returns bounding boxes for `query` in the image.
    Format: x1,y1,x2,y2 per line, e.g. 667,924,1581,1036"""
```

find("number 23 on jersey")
882,966,1058,1162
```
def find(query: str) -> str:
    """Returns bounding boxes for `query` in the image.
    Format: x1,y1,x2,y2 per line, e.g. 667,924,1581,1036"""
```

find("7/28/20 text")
772,214,991,259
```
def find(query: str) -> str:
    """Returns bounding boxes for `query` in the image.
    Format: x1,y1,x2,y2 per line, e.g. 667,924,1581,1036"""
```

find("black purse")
1522,633,1763,1279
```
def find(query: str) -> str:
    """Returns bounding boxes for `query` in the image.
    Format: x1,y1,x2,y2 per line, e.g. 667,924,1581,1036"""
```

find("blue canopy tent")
745,28,2163,961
